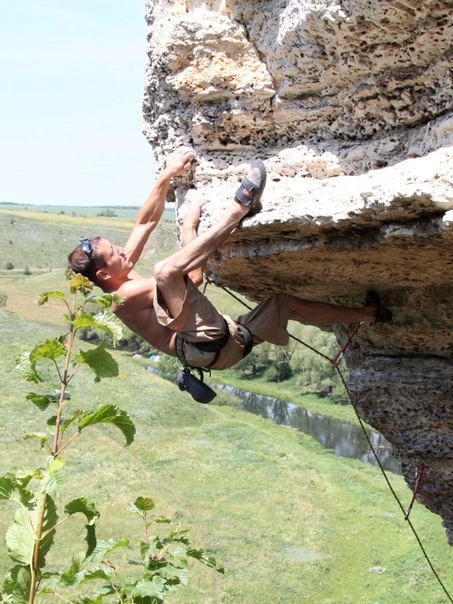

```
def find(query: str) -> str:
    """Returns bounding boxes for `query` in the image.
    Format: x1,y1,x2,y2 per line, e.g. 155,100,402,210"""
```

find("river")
216,385,400,474
146,365,399,474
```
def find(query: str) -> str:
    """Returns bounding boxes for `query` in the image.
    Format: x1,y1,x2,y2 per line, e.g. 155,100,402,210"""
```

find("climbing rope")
212,281,453,603
331,321,364,368
333,367,452,603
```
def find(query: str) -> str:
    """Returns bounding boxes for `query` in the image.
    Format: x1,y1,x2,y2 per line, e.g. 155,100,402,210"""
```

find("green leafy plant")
0,271,223,602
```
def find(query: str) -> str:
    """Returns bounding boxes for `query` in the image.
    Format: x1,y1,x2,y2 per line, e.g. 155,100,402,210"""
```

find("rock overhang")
143,0,453,544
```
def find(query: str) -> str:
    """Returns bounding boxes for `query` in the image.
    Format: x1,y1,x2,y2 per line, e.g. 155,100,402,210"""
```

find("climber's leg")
287,291,392,325
154,160,266,318
181,198,208,287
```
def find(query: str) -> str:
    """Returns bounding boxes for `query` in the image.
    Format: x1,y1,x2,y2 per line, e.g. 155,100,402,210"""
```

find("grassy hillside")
0,206,176,274
0,208,178,328
0,210,452,603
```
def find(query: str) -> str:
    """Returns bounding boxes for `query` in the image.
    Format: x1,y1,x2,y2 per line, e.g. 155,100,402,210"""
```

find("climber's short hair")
67,236,106,287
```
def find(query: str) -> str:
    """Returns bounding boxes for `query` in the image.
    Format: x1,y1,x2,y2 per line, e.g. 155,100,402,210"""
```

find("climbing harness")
175,318,253,403
188,318,230,368
175,321,252,370
175,335,217,404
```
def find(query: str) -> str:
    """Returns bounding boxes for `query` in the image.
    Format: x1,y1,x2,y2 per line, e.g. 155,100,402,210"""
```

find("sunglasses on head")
79,238,94,263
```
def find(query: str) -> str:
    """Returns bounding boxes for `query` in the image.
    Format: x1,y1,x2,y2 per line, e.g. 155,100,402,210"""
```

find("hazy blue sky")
0,0,156,206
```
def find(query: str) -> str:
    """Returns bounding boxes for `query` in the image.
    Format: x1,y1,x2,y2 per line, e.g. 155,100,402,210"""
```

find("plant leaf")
73,595,105,604
92,310,123,346
187,548,224,572
87,538,129,563
60,551,86,586
38,291,67,306
87,292,123,308
38,495,58,567
15,352,42,384
73,565,115,587
40,457,65,497
65,497,100,525
0,473,35,507
65,497,100,556
30,338,65,364
72,313,100,330
127,576,167,598
58,408,85,437
2,564,32,603
26,392,55,410
75,344,119,381
78,404,135,445
156,543,189,574
6,503,39,564
68,272,94,295
72,311,123,346
155,561,189,585
24,433,49,448
134,497,155,513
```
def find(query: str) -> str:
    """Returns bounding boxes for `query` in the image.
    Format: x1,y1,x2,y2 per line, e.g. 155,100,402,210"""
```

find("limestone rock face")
143,0,453,543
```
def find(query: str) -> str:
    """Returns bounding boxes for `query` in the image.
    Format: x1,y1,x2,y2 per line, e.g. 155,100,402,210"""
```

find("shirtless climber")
68,146,391,388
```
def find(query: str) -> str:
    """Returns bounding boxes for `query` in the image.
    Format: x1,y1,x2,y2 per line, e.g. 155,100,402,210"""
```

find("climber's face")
94,238,134,282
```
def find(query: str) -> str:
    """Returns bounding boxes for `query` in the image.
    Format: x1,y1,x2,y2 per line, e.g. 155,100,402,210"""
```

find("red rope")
405,464,425,520
331,322,364,368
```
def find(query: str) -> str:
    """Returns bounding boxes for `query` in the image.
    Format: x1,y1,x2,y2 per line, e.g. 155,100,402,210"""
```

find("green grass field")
0,208,452,603
0,202,177,221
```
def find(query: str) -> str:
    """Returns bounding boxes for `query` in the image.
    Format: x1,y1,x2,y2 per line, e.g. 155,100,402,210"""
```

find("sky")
0,0,156,207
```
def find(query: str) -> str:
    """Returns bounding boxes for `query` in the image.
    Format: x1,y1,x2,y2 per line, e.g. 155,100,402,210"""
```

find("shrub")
5,262,14,270
265,359,293,382
97,209,118,217
0,272,222,602
157,354,181,382
232,343,273,378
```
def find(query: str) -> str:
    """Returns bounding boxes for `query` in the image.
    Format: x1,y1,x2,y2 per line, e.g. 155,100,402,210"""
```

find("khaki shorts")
154,280,290,370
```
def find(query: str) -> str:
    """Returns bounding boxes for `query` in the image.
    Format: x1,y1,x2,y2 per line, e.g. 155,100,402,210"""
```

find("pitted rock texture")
143,0,453,543
144,0,453,171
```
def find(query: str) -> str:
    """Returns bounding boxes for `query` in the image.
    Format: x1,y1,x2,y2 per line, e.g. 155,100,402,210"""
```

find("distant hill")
0,203,175,221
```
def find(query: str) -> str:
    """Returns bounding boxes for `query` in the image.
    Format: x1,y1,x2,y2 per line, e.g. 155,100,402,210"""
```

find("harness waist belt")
194,320,230,353
176,321,253,370
236,323,253,357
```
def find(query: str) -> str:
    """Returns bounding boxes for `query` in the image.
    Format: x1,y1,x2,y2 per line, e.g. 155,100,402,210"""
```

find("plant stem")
51,297,77,456
29,493,48,604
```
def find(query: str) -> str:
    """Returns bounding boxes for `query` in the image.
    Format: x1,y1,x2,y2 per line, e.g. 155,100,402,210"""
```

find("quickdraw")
405,463,425,520
331,322,364,368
